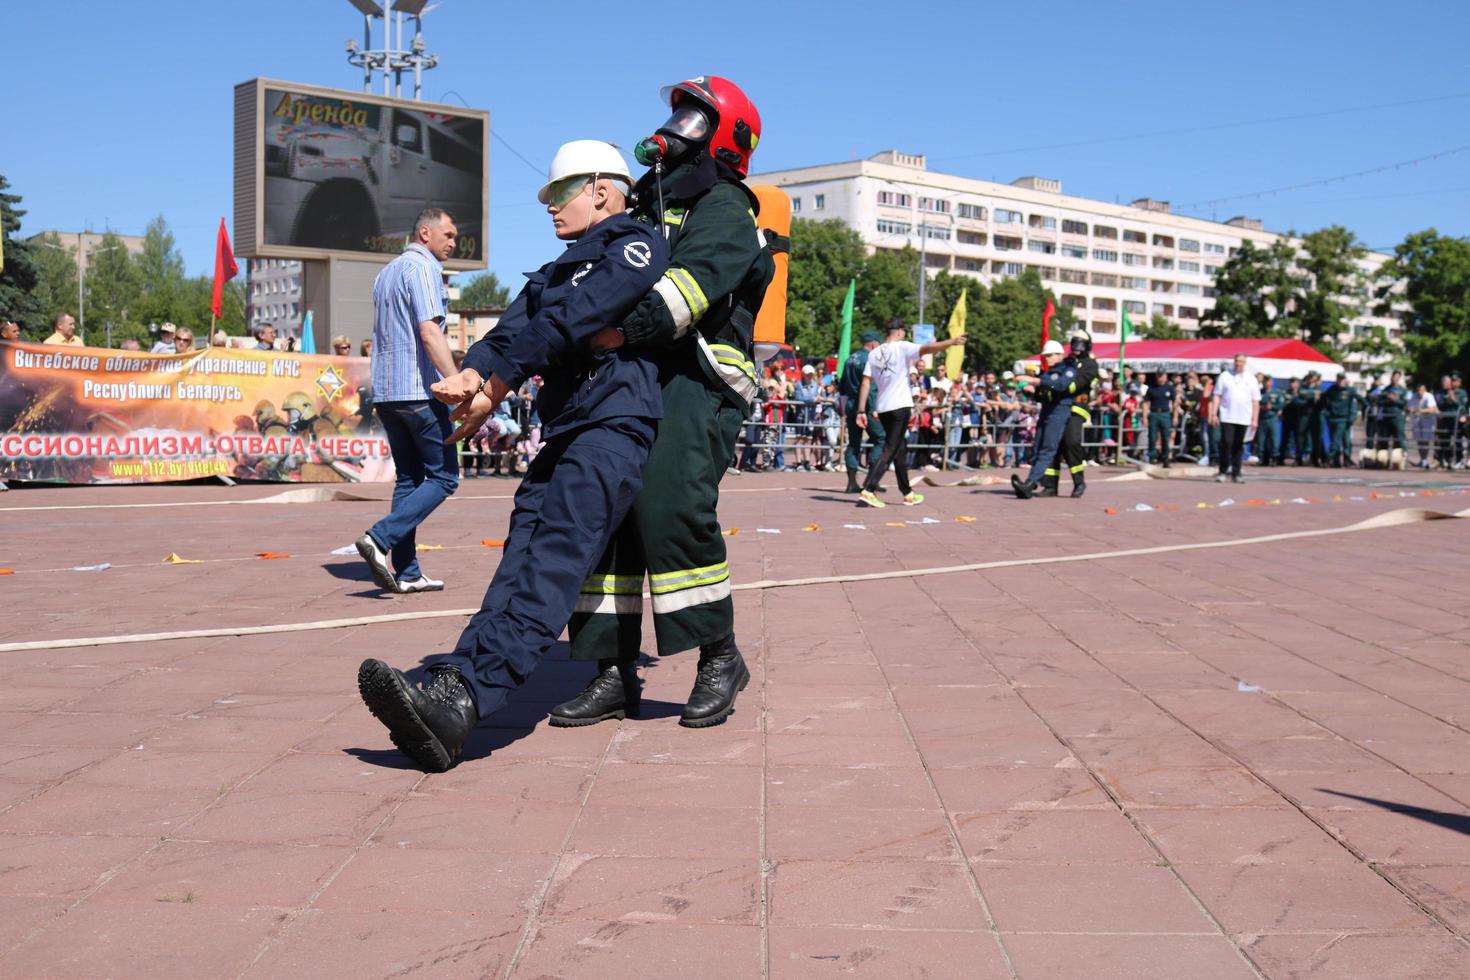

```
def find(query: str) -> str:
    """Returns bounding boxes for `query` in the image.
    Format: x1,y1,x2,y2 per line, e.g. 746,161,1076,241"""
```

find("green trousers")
569,363,744,660
844,404,885,472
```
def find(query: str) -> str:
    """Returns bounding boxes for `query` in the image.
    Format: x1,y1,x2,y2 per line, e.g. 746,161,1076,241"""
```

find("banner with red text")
0,341,393,484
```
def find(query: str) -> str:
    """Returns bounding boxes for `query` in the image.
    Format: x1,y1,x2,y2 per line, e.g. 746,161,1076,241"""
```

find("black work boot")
844,470,861,494
681,636,750,728
1034,477,1059,498
549,659,641,727
1070,479,1086,498
1011,474,1035,499
357,661,476,772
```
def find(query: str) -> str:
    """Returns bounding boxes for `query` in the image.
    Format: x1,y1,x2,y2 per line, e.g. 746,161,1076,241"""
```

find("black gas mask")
1069,334,1092,358
635,102,713,167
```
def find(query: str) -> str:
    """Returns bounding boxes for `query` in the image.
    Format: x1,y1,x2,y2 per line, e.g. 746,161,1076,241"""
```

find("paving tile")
2,902,284,979
510,920,760,979
245,909,518,979
1240,931,1470,980
766,765,938,810
767,859,984,929
927,766,1107,812
767,806,960,862
70,747,278,792
957,809,1159,865
408,760,595,804
315,845,548,914
566,803,757,860
0,895,68,956
1070,736,1236,774
768,926,1008,979
914,734,1074,769
767,733,922,768
1308,807,1470,865
1135,807,1354,865
8,712,166,749
1380,865,1470,933
1174,862,1434,933
1001,933,1257,980
606,727,762,766
182,787,396,846
767,699,910,738
978,864,1214,933
92,840,348,908
0,744,115,782
584,762,762,809
0,781,217,837
1262,770,1465,812
0,833,153,898
373,798,579,854
1218,736,1396,773
1105,767,1284,809
1024,688,1192,738
539,855,758,925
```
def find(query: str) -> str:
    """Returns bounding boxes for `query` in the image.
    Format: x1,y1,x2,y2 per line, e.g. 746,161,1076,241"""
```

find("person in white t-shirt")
854,318,966,508
1209,354,1262,483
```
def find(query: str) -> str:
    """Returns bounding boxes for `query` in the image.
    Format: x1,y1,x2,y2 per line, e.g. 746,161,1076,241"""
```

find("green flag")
1119,307,1133,378
834,279,856,372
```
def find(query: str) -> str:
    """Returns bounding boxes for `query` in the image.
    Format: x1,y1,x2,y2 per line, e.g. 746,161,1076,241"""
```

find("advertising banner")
0,341,393,485
234,78,488,270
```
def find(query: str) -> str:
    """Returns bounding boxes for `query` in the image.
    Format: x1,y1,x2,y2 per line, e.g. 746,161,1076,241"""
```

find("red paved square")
2,470,1470,976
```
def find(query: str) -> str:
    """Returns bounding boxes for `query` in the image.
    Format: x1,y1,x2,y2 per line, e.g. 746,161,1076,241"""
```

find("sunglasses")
545,174,592,210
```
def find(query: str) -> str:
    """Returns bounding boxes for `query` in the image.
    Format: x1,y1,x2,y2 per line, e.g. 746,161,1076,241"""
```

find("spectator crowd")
451,359,1470,479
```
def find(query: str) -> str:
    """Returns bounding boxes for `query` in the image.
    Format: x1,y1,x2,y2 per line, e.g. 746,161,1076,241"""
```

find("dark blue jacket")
463,213,668,440
1037,361,1082,406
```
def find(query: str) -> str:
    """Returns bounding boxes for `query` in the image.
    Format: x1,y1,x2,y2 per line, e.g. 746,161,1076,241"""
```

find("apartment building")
751,151,1400,376
248,258,303,337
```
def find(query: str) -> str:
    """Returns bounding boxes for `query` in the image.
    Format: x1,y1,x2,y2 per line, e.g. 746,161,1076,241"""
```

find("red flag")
1041,297,1055,348
211,218,238,320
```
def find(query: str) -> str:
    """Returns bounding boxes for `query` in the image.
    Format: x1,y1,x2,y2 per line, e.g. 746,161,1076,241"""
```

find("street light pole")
36,239,124,344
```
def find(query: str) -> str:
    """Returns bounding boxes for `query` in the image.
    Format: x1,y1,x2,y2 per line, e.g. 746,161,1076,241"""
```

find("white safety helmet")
537,140,633,204
1041,339,1065,356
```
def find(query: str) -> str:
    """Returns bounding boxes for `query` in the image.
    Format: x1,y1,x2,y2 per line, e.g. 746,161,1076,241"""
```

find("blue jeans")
369,400,459,579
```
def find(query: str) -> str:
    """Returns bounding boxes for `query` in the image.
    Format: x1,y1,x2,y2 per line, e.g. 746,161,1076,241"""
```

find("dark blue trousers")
440,419,652,720
1026,402,1069,485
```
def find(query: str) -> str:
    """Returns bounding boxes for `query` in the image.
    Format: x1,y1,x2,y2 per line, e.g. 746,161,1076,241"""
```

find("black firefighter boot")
681,635,750,728
548,658,641,727
1011,474,1036,499
1070,476,1086,498
357,661,477,773
844,469,862,494
1034,475,1059,497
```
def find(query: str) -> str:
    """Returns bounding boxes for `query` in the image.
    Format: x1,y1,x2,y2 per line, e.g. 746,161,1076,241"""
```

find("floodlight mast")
343,0,440,100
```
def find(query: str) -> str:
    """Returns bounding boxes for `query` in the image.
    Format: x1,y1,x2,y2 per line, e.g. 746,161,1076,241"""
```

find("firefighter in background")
557,75,775,730
1048,331,1099,498
1011,339,1080,499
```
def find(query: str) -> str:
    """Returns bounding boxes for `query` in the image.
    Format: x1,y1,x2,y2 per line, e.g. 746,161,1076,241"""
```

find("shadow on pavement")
343,649,679,769
322,561,378,583
1319,790,1470,836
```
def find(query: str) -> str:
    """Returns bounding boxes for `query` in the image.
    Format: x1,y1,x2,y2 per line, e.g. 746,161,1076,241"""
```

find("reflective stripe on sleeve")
653,277,695,337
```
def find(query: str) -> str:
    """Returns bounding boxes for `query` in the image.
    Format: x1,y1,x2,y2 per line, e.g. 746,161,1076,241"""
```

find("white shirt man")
1210,354,1261,482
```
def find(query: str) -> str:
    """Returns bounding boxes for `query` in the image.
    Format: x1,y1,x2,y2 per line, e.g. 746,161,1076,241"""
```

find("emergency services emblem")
315,364,348,402
571,262,593,286
623,241,652,268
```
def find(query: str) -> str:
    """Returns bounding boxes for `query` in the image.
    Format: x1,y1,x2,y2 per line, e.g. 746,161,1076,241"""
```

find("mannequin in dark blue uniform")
1011,340,1080,500
357,145,670,772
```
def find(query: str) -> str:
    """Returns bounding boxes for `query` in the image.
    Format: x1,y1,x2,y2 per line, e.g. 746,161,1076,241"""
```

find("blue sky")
5,0,1466,290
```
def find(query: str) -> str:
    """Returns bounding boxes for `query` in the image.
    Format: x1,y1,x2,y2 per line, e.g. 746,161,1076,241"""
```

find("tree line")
0,175,246,345
788,216,1468,382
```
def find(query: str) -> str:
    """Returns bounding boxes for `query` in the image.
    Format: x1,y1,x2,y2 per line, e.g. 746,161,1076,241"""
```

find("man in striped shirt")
354,208,461,594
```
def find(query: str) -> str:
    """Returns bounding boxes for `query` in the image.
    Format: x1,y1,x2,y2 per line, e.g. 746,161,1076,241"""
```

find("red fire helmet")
659,75,762,177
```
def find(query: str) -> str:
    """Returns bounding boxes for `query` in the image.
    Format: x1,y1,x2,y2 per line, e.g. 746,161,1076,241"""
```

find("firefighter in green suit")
557,75,776,730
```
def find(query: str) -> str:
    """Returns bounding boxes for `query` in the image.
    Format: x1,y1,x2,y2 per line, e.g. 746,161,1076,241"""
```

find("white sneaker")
1214,473,1227,483
355,533,397,592
395,575,444,594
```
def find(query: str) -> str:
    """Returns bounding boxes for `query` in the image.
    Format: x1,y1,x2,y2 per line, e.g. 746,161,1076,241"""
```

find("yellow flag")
945,289,967,380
